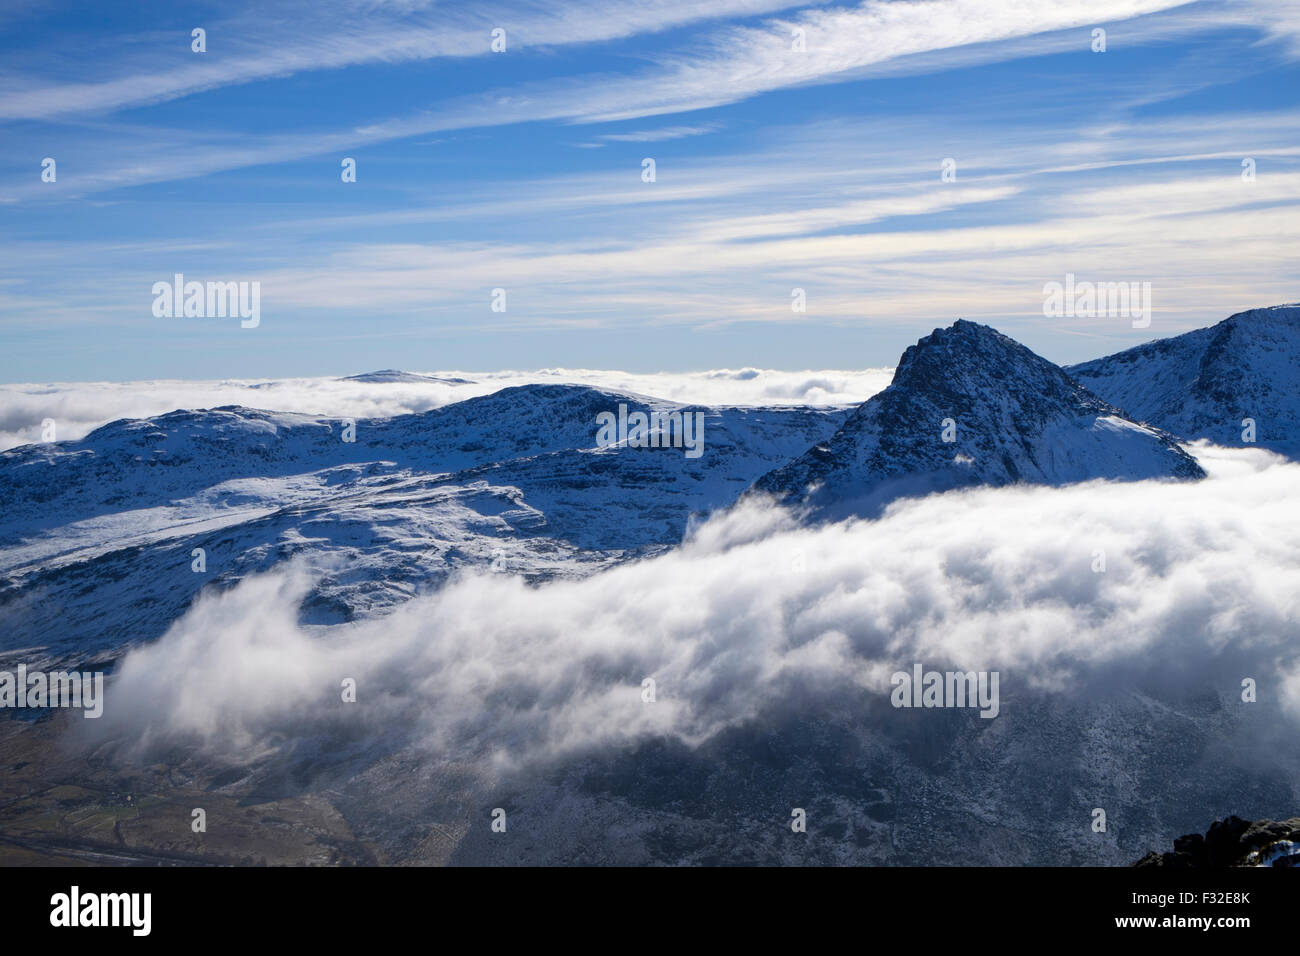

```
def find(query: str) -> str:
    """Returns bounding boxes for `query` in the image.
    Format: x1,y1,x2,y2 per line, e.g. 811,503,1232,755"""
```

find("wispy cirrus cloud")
3,1,1298,380
5,104,1297,373
599,124,721,142
0,0,1219,202
0,0,807,121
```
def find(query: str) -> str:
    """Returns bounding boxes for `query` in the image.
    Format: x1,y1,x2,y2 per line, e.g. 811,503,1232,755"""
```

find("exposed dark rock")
1133,815,1300,867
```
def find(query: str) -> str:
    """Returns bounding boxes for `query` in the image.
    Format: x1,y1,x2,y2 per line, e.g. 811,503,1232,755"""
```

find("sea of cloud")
91,443,1300,781
0,367,893,450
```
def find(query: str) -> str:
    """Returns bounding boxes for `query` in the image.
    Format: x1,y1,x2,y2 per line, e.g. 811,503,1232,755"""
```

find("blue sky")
2,0,1298,383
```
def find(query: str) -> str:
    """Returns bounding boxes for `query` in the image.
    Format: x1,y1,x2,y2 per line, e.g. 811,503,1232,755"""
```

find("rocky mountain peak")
752,320,1204,517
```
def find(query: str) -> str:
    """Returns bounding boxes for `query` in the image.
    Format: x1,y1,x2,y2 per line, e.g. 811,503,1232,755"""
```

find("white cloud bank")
0,367,893,450
92,445,1300,776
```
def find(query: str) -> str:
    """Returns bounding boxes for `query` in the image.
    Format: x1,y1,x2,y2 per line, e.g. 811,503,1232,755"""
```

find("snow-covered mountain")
1068,304,1300,457
0,384,847,665
753,320,1204,517
3,315,1298,869
340,369,474,385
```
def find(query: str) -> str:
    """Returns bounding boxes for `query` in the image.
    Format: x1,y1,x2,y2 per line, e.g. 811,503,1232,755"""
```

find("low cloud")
92,445,1300,780
0,368,891,450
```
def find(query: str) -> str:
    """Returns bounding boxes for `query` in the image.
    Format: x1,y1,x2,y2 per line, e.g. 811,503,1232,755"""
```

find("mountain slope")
341,369,473,385
1068,304,1300,457
0,384,654,543
0,384,849,665
753,320,1204,517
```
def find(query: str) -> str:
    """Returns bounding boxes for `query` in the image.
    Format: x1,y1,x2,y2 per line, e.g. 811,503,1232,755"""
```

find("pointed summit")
753,320,1204,517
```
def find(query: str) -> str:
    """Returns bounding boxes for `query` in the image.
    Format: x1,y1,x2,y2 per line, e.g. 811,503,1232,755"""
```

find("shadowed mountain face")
1069,305,1300,458
752,320,1204,518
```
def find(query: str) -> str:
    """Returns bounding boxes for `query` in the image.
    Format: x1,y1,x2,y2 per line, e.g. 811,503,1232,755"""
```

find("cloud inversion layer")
96,444,1300,777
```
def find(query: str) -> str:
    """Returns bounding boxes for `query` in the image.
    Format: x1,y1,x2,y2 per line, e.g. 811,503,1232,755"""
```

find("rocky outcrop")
753,319,1203,518
1132,815,1300,867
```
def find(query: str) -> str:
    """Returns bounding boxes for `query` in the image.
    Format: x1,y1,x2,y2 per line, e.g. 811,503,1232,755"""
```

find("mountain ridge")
1068,304,1300,457
0,384,848,665
752,319,1204,517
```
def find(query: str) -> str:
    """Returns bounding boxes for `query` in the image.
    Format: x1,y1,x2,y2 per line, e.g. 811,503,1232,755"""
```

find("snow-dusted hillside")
1068,304,1300,457
753,320,1204,517
0,385,848,665
3,315,1298,869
